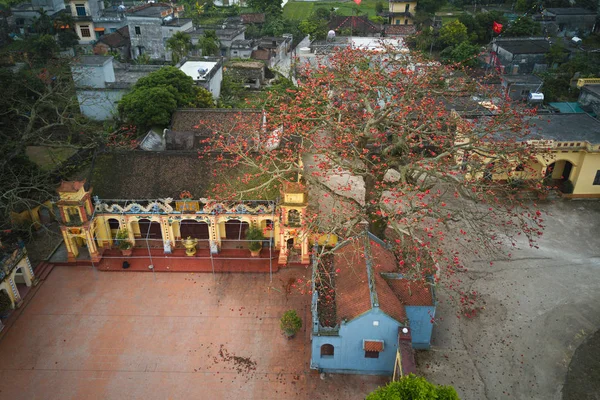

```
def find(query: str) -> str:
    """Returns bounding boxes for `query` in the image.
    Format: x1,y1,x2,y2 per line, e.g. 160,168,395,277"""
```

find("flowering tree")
202,46,545,315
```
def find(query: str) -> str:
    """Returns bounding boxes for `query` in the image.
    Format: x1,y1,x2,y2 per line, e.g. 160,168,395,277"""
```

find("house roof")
57,180,86,193
526,114,600,143
494,39,551,54
582,84,600,97
328,16,381,34
332,233,432,325
384,25,417,36
87,152,215,199
126,3,172,17
241,13,265,24
170,109,262,135
96,26,130,49
251,49,271,61
546,7,597,15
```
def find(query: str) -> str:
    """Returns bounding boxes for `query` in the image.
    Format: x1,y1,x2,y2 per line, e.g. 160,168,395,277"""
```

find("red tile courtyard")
0,266,386,400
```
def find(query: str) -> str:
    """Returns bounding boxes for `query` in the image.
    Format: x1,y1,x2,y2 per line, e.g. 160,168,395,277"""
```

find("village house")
225,60,265,89
252,35,293,68
126,2,192,61
190,25,246,57
310,232,435,375
93,26,131,60
66,0,127,44
327,16,382,37
10,0,64,34
578,84,600,116
381,0,417,26
230,39,257,59
538,7,597,37
500,74,543,102
490,37,552,75
71,55,161,120
178,58,224,99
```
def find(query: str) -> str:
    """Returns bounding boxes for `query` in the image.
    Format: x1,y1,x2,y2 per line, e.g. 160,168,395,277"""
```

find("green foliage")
194,86,215,108
247,0,282,15
312,7,332,21
375,1,384,14
57,30,79,50
441,41,480,67
218,74,245,108
458,12,508,44
370,15,385,24
504,16,541,37
118,86,178,128
0,289,13,314
32,34,59,60
246,226,265,251
439,20,468,48
31,9,53,35
198,30,220,56
366,374,460,400
545,44,568,68
299,19,328,41
417,0,447,15
134,66,198,107
166,32,193,64
280,309,302,335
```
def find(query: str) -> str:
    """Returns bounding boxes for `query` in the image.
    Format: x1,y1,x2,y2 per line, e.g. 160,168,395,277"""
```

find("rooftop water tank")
528,92,544,103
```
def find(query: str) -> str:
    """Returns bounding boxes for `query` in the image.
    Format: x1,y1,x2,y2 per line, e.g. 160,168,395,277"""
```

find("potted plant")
280,309,302,339
116,228,133,256
0,290,13,318
246,226,265,257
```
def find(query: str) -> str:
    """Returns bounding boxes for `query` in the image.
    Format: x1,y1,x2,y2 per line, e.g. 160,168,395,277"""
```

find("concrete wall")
311,310,401,375
129,17,165,60
76,88,127,120
578,88,600,116
405,306,435,349
71,58,115,88
202,67,222,99
0,249,35,310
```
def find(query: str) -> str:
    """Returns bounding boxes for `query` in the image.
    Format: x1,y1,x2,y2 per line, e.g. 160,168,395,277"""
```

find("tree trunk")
364,173,387,239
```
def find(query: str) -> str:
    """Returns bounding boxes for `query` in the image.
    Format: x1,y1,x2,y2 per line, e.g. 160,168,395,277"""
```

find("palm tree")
166,32,193,64
198,30,220,57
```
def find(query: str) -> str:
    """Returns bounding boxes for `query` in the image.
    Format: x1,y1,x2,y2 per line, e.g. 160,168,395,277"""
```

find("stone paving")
0,266,386,400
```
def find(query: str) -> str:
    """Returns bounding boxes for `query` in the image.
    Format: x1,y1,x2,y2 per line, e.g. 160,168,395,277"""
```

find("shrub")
246,226,265,252
561,180,574,194
280,309,302,336
116,229,132,250
366,374,460,400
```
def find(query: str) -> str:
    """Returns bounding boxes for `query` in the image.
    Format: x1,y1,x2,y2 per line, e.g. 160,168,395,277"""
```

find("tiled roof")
96,26,130,49
384,25,417,36
57,180,85,193
241,13,265,24
334,237,373,323
328,16,381,34
364,340,384,352
332,233,431,325
251,49,271,61
170,109,262,135
386,279,434,306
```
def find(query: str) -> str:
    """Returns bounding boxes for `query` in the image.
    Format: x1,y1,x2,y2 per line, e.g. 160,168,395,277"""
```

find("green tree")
441,41,481,67
375,1,384,14
417,0,447,14
118,86,178,128
247,0,281,15
133,66,198,107
313,7,331,21
503,16,541,37
545,43,568,69
166,31,193,64
299,19,327,41
193,86,214,108
366,375,460,400
198,30,220,56
31,9,53,35
439,20,468,48
31,34,59,60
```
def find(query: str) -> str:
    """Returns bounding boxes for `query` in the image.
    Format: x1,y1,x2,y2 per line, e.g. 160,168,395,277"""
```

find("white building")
179,59,224,100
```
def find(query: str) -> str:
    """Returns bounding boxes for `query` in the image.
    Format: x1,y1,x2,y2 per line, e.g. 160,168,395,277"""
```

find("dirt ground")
0,266,386,400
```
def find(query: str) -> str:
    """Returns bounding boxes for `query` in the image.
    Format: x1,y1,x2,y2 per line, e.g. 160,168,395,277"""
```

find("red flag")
353,0,361,4
493,21,503,34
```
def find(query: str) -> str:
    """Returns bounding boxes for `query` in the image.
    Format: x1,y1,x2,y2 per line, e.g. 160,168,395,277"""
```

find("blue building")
310,232,436,375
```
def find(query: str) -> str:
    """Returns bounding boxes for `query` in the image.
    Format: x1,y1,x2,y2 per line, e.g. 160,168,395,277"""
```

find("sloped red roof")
241,13,265,24
334,237,373,323
96,26,130,49
384,25,417,36
328,16,381,34
386,279,434,306
57,180,85,193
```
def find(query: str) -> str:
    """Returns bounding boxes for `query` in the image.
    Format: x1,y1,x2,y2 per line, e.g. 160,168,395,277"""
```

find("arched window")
320,344,334,357
288,209,300,226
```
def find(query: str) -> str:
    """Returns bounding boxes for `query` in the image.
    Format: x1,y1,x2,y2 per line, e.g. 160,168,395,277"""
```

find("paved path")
418,200,600,400
0,267,385,399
